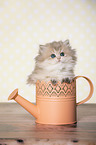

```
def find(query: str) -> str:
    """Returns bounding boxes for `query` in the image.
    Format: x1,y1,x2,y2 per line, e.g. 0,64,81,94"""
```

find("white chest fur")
37,59,74,82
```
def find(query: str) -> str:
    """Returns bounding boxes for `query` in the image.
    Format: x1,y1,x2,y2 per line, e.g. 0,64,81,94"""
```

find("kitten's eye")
51,54,56,58
60,52,64,56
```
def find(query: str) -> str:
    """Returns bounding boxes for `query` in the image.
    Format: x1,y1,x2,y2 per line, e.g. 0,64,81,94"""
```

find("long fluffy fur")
27,39,77,84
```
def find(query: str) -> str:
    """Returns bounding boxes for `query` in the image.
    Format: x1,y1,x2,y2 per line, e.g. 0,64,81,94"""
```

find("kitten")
27,39,77,85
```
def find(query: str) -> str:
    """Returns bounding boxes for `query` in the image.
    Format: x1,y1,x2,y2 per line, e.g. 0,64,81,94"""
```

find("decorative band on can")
36,80,76,98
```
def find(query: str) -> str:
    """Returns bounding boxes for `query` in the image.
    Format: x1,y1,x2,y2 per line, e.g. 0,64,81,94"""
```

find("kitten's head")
35,39,77,65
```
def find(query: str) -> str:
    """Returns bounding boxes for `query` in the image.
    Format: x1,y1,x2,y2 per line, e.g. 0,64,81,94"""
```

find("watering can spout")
8,89,38,119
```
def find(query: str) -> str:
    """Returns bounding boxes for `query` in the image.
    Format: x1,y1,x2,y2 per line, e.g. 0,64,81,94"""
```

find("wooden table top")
0,103,96,145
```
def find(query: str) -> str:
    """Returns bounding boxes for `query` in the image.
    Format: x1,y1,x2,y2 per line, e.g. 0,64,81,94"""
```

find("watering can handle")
74,76,94,106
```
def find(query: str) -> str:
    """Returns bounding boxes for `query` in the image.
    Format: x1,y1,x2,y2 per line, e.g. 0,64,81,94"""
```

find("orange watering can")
8,76,93,125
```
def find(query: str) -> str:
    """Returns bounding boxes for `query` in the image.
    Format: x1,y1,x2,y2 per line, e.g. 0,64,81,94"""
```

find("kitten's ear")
63,39,70,45
63,39,71,48
39,45,46,53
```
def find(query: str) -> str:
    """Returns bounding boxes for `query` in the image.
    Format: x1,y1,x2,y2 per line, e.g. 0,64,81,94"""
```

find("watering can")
8,76,93,125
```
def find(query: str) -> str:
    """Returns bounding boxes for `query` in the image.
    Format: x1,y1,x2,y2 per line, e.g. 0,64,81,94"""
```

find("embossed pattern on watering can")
36,80,76,98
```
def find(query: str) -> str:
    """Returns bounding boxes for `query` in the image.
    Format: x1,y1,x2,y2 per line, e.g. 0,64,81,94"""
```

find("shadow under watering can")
8,76,93,125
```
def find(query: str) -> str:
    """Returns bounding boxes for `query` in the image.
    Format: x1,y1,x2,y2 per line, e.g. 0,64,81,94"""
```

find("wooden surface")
0,103,96,145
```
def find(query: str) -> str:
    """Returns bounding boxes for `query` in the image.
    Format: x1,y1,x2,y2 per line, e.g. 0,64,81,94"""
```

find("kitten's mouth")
57,59,61,62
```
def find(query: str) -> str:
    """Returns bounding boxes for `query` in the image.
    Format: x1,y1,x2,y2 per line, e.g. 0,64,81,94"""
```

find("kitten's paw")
51,79,57,85
61,78,71,84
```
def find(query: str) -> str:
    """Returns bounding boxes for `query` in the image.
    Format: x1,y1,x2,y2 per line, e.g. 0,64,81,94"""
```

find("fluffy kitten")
27,39,77,85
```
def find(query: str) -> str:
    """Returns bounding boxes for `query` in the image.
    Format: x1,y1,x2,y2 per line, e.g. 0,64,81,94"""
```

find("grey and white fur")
27,39,77,85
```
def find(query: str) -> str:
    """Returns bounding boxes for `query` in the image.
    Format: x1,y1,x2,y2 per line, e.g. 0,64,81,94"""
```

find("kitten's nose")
57,57,61,62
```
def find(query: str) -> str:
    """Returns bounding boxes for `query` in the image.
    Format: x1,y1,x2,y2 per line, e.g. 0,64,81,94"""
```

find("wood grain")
0,103,96,145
